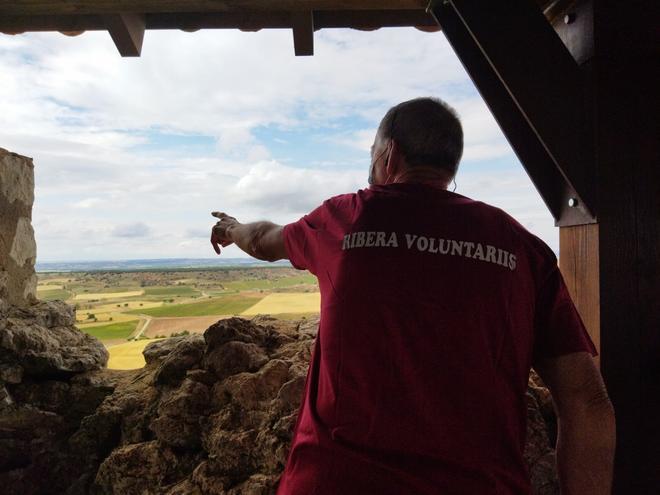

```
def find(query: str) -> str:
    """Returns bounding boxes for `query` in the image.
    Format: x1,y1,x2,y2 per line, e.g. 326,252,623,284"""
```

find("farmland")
241,293,320,316
128,293,262,317
37,267,319,370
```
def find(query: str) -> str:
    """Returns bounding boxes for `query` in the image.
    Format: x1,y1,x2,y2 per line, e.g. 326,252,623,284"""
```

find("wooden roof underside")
0,1,560,56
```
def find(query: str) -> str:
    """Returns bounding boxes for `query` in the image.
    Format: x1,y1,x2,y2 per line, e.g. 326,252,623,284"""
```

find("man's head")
368,97,463,186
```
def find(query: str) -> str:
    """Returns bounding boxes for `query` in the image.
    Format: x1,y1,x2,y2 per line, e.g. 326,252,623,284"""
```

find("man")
210,97,616,494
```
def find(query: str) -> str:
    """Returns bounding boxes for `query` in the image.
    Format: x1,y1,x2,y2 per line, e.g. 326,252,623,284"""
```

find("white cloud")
112,222,151,238
72,197,102,209
1,27,559,261
456,166,558,251
234,160,364,215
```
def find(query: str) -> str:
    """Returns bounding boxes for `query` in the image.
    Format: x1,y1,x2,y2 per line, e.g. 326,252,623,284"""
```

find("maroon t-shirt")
276,182,597,495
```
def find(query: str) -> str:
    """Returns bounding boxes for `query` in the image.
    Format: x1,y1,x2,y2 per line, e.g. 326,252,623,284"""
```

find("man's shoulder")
470,199,557,262
319,191,363,210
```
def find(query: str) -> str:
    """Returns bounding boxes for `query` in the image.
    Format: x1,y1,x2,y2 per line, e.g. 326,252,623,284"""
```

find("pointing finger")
210,231,221,255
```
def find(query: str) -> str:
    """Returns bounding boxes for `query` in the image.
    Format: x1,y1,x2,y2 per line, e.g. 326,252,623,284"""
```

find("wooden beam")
0,1,428,15
105,13,145,56
0,10,437,34
429,1,595,226
432,0,595,222
291,11,314,56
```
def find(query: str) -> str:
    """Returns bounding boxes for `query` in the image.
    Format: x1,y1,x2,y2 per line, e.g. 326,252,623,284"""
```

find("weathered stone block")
0,148,37,307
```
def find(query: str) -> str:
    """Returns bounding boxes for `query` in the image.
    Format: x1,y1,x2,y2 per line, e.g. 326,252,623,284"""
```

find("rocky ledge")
0,307,559,494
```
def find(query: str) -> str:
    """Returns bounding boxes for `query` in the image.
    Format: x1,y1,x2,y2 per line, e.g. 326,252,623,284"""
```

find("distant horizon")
36,251,562,273
35,257,290,273
36,256,254,264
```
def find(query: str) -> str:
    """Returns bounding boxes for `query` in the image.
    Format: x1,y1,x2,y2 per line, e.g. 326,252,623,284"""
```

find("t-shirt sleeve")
282,201,328,275
532,263,598,365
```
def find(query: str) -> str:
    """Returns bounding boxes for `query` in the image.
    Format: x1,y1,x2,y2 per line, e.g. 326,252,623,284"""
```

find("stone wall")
0,148,37,308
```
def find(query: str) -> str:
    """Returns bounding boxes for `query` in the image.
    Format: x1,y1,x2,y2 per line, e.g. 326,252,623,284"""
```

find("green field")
127,294,263,317
69,285,138,293
81,320,139,340
37,288,72,301
221,274,317,291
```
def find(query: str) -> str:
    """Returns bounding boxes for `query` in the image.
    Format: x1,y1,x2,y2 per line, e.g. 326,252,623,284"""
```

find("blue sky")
0,27,556,262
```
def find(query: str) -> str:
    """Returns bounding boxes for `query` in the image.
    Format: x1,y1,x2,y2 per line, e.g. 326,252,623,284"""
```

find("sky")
0,27,557,262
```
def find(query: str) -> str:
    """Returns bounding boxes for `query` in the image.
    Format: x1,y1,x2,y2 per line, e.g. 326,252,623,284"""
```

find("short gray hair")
378,97,463,176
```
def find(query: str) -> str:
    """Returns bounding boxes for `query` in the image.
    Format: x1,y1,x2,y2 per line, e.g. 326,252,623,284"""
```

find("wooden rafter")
0,1,429,15
106,13,145,57
0,10,437,32
430,0,596,226
291,11,314,56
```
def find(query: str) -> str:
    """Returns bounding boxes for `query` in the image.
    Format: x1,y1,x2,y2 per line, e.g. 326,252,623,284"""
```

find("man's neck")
391,166,451,189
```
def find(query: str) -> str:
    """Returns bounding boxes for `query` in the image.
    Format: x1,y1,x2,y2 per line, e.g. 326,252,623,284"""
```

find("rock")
9,216,36,267
214,359,290,411
525,387,560,494
204,341,269,381
186,369,217,386
226,473,280,495
190,461,231,494
0,383,13,410
0,148,34,205
204,317,268,348
94,441,199,495
529,369,557,445
0,363,23,383
0,367,118,494
151,379,210,449
143,336,188,365
153,335,205,385
0,300,108,377
14,299,77,328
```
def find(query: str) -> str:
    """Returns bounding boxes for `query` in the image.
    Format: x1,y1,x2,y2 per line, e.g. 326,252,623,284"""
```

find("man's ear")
386,139,404,176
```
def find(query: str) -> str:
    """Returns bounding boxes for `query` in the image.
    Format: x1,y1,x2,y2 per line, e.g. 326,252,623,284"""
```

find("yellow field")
241,293,320,315
76,300,162,326
74,290,144,301
39,277,72,284
37,284,64,291
107,338,165,370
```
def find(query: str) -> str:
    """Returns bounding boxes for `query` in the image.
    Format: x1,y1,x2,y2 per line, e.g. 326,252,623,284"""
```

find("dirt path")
130,316,153,339
143,315,229,337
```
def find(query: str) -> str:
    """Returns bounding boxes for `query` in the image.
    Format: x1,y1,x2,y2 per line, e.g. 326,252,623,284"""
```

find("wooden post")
558,224,600,360
557,1,660,492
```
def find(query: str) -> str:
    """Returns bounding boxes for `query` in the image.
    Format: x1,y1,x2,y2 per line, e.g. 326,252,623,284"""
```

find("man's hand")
209,212,287,262
210,211,239,255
